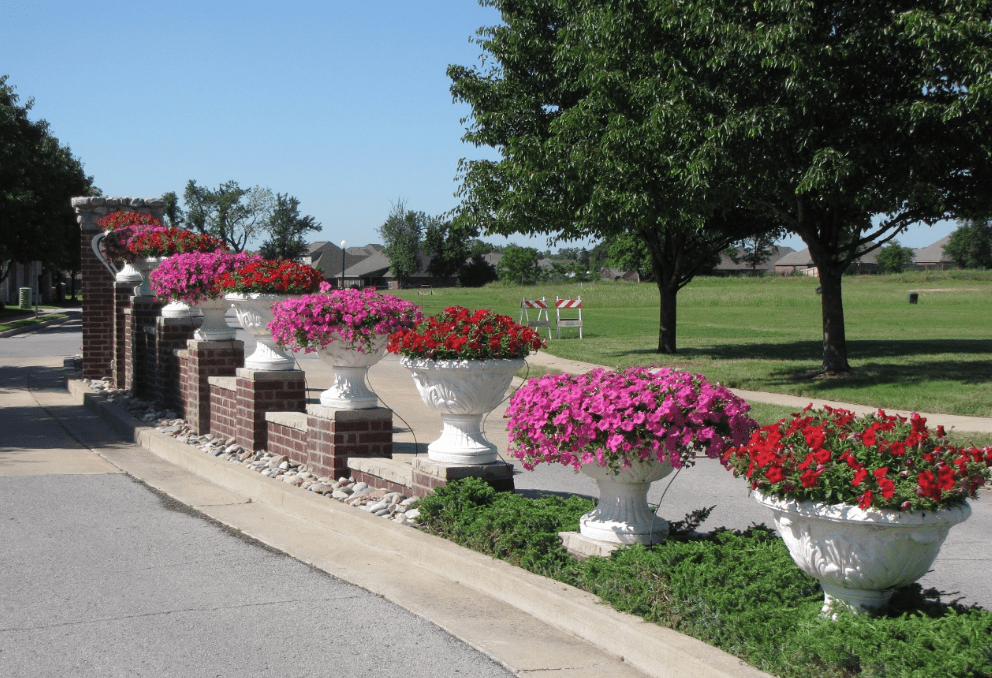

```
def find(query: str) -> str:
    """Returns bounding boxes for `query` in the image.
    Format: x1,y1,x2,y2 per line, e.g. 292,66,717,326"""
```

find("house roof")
774,249,814,266
714,246,796,271
914,235,953,264
773,245,880,267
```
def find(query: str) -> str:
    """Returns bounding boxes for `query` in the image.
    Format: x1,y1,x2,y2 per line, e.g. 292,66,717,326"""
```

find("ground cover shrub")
416,478,992,678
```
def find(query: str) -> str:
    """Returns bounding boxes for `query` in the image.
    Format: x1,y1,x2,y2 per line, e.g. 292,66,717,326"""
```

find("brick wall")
180,340,245,435
305,405,393,479
208,377,238,442
152,316,201,412
351,469,409,495
73,197,164,380
130,298,162,401
265,412,309,461
234,369,306,452
113,284,132,387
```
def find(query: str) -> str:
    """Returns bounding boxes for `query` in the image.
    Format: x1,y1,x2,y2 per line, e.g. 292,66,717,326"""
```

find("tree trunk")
817,265,850,373
657,280,678,354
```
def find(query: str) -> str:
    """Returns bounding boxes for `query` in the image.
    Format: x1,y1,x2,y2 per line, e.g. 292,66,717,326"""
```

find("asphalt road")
0,315,514,678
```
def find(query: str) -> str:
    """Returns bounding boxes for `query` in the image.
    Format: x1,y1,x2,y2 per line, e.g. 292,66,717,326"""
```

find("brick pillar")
153,316,202,411
112,283,133,387
73,197,164,380
129,297,162,400
234,368,306,452
179,340,245,435
305,406,393,479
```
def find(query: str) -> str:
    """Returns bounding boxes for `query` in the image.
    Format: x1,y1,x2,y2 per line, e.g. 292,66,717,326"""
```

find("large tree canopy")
449,0,777,353
635,0,992,371
451,0,992,366
1,75,97,287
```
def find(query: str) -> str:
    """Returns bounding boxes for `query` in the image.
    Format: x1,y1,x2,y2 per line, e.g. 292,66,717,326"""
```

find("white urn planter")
91,231,143,287
192,297,235,341
755,491,972,615
226,293,296,371
401,356,524,464
132,257,163,298
315,334,388,409
161,300,203,319
579,457,674,544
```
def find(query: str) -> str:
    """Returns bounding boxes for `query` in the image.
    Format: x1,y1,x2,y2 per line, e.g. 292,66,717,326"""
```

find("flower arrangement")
216,258,324,295
126,227,226,259
268,286,423,354
722,406,992,512
506,366,757,473
150,251,262,305
97,211,166,262
387,306,546,361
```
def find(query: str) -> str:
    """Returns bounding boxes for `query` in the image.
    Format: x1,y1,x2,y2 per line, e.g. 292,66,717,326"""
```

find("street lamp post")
340,240,346,289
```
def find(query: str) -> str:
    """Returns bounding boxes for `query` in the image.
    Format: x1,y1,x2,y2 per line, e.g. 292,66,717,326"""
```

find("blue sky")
2,0,958,253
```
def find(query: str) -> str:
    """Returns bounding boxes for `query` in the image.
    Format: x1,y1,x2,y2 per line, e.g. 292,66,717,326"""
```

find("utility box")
18,287,32,309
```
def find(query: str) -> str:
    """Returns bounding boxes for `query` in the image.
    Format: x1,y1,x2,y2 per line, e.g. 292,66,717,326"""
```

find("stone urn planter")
754,491,972,615
401,356,524,464
161,300,203,319
226,293,295,370
191,297,235,341
579,457,674,544
91,231,143,288
132,257,163,298
314,334,389,409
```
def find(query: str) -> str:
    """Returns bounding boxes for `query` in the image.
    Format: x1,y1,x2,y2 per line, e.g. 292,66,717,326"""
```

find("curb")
68,377,771,678
0,310,80,338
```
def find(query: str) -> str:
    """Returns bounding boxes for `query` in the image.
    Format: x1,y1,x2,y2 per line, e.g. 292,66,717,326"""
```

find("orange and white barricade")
520,297,552,341
555,296,583,339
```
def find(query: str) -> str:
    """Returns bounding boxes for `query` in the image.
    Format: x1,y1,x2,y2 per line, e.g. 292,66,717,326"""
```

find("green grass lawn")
393,271,992,419
0,306,69,332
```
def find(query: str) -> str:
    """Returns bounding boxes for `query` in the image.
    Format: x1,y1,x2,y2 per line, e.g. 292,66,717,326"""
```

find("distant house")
711,246,796,276
308,241,387,286
912,236,956,271
600,267,641,282
773,246,880,275
773,249,816,275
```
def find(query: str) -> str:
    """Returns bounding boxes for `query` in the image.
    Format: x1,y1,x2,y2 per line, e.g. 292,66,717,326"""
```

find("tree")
258,194,321,261
182,180,275,252
377,199,425,287
726,232,785,275
1,75,98,291
424,216,473,280
162,191,185,229
459,254,499,287
944,220,992,270
497,245,542,285
617,1,992,372
876,241,916,274
449,1,777,353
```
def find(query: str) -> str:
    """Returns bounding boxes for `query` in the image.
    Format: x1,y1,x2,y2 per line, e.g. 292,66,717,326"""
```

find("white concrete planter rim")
400,356,527,371
753,491,973,526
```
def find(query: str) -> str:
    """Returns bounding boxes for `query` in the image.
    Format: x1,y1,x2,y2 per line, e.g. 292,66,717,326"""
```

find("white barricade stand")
520,297,552,341
555,296,583,339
